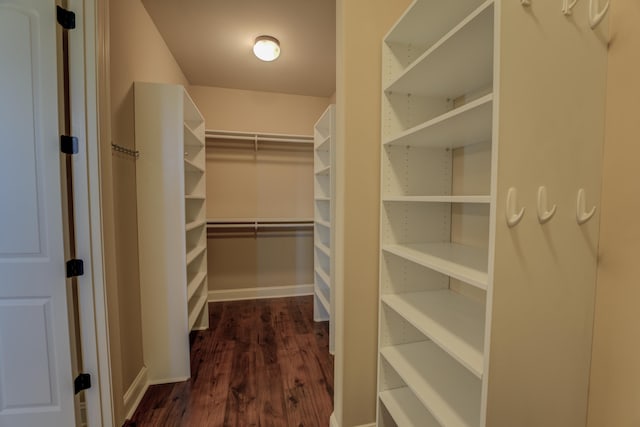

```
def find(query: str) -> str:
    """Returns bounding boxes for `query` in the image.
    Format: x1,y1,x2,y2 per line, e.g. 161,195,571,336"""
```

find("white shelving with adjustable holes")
135,82,209,385
378,1,493,426
313,104,336,354
377,0,610,426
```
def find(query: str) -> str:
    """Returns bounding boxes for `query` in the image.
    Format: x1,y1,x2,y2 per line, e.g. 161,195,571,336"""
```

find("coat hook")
506,187,525,227
521,0,531,6
562,0,578,15
576,188,596,225
537,186,557,224
589,0,609,29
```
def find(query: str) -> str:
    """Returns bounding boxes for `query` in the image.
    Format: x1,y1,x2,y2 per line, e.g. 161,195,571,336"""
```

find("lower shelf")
188,293,207,331
314,287,330,315
379,387,439,427
380,341,481,427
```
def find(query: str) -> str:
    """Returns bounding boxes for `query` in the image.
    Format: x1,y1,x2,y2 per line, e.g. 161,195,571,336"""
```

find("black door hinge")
66,259,84,278
74,373,91,394
56,6,76,29
60,135,78,154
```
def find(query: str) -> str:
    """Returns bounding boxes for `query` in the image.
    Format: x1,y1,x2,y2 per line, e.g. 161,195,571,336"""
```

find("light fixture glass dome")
253,36,280,62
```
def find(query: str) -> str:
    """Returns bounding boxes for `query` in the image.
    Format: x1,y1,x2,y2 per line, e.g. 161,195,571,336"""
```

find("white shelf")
382,290,485,377
384,94,493,148
381,341,481,427
385,1,494,98
188,293,208,331
379,388,440,427
315,266,331,289
315,165,331,175
185,194,205,201
383,243,488,290
382,195,491,204
187,272,207,302
184,123,204,147
316,135,331,151
185,219,206,232
315,241,331,258
186,243,206,266
315,287,330,314
315,219,331,229
315,196,330,202
184,158,205,174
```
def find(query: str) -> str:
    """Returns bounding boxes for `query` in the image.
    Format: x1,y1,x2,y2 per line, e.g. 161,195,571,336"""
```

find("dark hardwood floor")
125,296,334,427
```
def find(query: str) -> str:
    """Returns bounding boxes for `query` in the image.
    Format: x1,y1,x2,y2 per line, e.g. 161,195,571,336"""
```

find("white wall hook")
521,0,531,6
589,0,609,29
506,187,525,227
562,0,578,15
537,186,557,224
576,188,596,225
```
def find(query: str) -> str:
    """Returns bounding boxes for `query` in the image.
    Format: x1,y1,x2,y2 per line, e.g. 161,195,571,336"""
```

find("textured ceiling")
142,0,336,97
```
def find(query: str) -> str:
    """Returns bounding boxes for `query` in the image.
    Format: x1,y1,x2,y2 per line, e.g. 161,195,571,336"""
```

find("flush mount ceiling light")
253,35,280,62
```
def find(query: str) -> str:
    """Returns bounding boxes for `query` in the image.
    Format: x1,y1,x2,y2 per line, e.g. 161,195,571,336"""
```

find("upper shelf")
315,165,331,176
382,242,488,290
184,123,204,147
385,1,494,98
384,94,493,148
382,195,491,204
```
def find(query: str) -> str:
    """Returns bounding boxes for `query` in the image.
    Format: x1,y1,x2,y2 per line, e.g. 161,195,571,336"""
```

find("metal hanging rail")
206,218,314,237
205,129,314,146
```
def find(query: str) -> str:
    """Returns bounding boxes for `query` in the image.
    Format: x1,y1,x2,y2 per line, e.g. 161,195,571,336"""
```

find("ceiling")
142,0,336,98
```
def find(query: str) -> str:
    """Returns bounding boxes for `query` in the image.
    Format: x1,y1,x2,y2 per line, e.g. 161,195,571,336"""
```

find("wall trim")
208,284,314,302
123,366,149,420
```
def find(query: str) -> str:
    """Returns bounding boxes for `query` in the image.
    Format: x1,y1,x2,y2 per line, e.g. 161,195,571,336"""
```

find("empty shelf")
314,287,330,314
185,194,205,201
379,388,440,427
382,290,485,377
185,219,206,232
184,158,205,174
315,219,331,229
384,94,493,148
315,267,330,289
383,243,488,289
315,241,331,257
315,196,331,202
184,123,204,147
381,341,481,427
187,272,207,302
186,244,206,266
316,135,331,150
315,165,331,175
386,1,494,98
188,293,208,331
382,195,491,204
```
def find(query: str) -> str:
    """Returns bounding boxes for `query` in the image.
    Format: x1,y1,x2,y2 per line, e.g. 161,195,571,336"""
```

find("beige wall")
588,1,640,425
334,1,411,426
188,85,330,135
108,0,189,419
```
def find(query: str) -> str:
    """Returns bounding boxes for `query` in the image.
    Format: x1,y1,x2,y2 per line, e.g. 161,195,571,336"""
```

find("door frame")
65,0,114,425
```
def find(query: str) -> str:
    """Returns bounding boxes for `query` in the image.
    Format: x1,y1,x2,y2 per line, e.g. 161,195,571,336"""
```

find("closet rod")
206,218,314,232
205,129,314,144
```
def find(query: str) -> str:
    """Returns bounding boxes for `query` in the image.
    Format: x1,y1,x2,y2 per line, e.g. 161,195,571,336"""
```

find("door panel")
0,0,75,426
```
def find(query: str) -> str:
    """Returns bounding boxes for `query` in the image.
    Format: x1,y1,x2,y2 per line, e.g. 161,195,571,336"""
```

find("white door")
0,1,76,426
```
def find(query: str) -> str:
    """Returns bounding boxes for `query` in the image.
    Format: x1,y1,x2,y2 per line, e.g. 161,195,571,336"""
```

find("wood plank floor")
125,296,334,427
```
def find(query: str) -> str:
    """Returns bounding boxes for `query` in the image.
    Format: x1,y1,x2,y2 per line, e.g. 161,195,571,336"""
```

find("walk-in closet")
6,0,639,426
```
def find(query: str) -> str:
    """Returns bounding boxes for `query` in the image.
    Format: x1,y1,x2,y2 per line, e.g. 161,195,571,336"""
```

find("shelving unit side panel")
134,82,191,381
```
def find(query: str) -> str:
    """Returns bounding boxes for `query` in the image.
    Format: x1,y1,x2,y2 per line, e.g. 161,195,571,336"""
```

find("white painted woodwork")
0,1,75,425
135,82,209,384
377,0,608,425
313,105,335,353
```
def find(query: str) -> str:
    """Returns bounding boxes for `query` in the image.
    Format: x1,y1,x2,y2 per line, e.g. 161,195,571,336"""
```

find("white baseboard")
329,413,375,427
123,366,149,420
208,284,314,302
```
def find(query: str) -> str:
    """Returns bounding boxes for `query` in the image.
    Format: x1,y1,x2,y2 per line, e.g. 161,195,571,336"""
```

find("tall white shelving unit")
377,0,609,426
135,82,209,384
313,105,335,354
